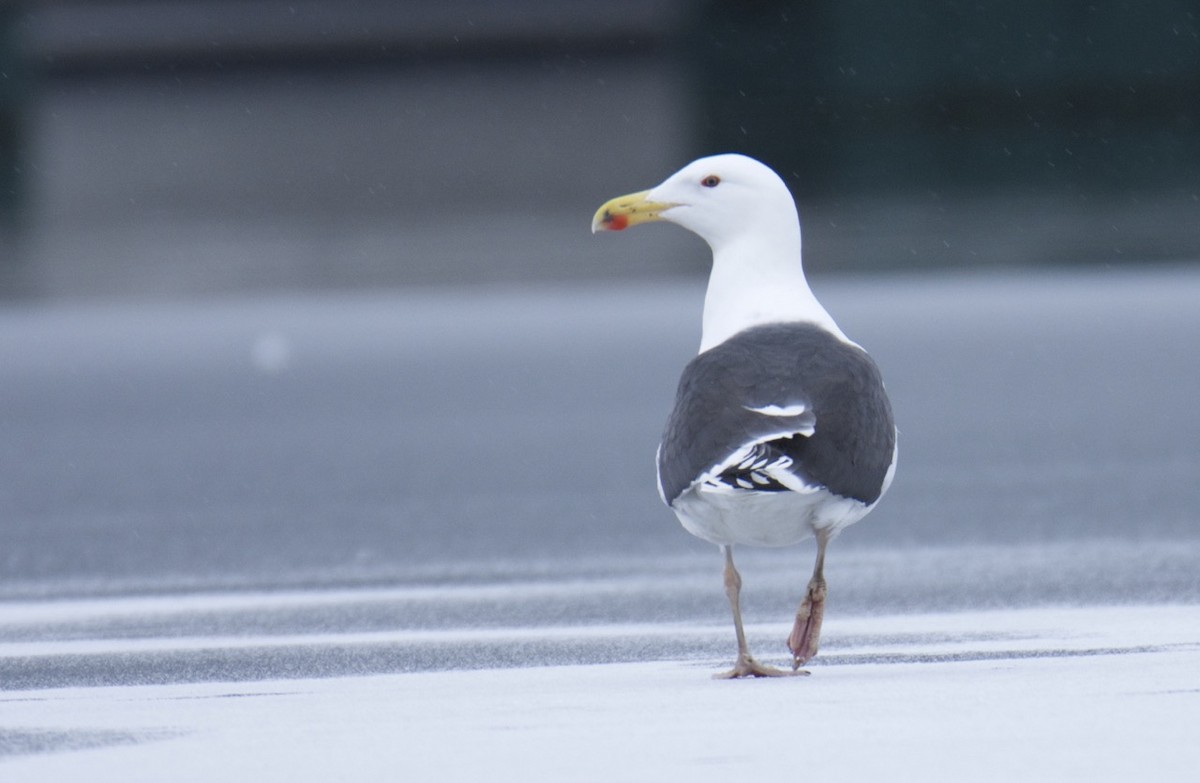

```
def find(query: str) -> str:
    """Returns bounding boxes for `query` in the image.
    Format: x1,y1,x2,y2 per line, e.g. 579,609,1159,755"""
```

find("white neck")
698,219,846,353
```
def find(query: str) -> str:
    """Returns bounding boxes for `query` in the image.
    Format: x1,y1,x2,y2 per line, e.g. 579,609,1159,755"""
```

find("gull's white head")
591,153,801,256
593,154,847,351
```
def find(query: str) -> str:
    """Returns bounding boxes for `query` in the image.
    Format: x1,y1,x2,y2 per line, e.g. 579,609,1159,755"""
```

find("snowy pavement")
2,604,1198,781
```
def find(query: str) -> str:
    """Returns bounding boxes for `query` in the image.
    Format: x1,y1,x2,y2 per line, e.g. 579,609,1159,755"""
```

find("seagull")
592,154,897,678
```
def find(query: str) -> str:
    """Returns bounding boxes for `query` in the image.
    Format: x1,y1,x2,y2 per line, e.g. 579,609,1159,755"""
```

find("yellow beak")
591,190,678,233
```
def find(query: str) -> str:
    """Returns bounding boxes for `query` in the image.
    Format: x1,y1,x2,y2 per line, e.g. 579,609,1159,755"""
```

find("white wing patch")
742,402,816,438
743,403,808,417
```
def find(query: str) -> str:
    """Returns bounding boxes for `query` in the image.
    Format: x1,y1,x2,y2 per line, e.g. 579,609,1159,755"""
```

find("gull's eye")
701,175,721,188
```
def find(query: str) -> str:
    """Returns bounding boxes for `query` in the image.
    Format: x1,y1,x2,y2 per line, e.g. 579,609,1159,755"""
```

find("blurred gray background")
1,0,1198,300
1,0,1199,650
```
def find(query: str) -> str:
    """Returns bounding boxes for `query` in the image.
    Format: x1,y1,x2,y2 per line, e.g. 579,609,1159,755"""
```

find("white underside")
671,485,870,547
669,440,898,548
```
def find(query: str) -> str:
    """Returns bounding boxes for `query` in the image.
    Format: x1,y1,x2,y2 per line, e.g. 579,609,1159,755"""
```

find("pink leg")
714,545,809,679
788,530,830,669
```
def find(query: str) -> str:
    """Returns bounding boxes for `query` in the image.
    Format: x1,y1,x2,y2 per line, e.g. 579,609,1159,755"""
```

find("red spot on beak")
606,213,629,231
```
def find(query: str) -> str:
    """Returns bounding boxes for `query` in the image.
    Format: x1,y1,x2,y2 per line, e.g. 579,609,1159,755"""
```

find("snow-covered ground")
2,603,1197,781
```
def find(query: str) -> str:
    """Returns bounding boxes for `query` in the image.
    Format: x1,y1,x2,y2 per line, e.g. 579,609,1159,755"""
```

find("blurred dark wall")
2,0,1199,300
691,1,1200,199
3,1,695,299
682,0,1200,269
0,3,24,219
